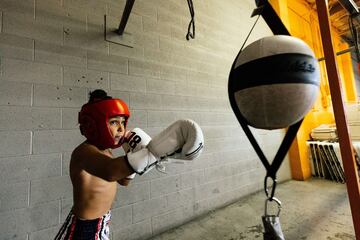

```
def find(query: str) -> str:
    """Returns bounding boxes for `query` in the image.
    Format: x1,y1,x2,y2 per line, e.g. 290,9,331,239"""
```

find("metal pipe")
117,0,135,35
317,46,355,61
316,0,360,238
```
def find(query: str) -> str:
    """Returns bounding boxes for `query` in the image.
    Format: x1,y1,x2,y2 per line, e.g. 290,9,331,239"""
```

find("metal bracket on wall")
103,0,135,48
104,15,134,48
254,0,290,35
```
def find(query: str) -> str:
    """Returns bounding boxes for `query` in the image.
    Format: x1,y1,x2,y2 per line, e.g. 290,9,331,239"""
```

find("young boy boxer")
54,90,204,239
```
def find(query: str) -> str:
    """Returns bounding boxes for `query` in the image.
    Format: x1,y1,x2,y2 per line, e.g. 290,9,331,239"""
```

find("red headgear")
78,98,130,149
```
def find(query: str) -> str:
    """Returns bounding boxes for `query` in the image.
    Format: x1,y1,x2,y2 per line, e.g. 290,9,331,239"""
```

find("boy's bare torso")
70,143,117,220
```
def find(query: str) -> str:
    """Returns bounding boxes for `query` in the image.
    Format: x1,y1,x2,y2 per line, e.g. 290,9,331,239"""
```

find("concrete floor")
150,179,355,240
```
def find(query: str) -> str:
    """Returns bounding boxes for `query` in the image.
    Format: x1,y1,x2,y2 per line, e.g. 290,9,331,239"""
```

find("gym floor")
150,178,355,240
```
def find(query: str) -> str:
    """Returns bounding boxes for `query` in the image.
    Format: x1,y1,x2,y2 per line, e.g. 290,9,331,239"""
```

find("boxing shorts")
54,209,111,240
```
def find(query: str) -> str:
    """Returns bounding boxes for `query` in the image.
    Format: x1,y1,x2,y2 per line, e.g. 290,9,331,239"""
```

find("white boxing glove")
126,148,158,175
123,128,152,178
147,119,204,160
123,128,152,153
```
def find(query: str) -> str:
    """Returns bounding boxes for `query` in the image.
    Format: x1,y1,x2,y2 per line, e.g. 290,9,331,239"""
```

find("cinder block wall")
0,0,292,239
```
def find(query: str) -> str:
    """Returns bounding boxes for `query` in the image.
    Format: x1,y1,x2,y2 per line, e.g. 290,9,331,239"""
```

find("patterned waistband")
54,210,111,240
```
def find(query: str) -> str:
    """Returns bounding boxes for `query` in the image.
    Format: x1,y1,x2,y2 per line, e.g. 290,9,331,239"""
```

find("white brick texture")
0,0,292,239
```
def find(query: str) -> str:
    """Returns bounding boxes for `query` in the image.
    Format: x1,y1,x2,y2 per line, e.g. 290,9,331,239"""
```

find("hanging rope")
186,0,195,40
240,14,261,52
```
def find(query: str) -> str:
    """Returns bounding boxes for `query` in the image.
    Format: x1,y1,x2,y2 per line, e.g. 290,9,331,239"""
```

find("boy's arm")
73,143,134,182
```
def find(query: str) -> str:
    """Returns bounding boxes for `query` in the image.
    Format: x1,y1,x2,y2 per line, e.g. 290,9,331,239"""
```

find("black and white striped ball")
228,35,320,129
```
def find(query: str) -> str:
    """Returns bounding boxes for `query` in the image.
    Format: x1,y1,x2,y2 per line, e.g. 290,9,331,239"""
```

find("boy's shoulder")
71,142,111,163
72,142,96,161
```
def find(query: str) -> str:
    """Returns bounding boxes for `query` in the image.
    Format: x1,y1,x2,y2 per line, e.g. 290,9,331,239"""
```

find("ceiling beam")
337,0,359,15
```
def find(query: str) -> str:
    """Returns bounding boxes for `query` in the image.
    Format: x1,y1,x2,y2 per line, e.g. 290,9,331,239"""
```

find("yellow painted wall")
269,0,358,180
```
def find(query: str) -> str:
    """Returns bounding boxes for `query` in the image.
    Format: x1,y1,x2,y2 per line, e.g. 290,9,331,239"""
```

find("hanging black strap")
228,88,303,199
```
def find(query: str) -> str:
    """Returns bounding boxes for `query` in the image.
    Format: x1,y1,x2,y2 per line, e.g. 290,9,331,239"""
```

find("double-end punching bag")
228,35,320,240
229,35,320,129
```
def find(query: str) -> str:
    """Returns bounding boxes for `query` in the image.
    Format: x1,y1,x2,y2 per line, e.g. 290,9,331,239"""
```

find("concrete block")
60,198,73,223
33,84,87,107
35,41,87,67
167,1,188,17
110,73,146,93
84,28,109,54
0,131,31,157
204,164,233,183
112,220,152,240
113,182,150,207
67,12,107,53
127,110,147,129
35,0,65,18
0,201,58,235
151,207,186,235
160,95,187,110
0,33,34,61
202,125,244,140
87,51,128,74
143,16,171,37
147,78,175,95
133,32,159,50
181,169,205,189
110,205,132,229
170,24,188,42
106,90,130,103
147,111,177,127
3,11,63,45
194,180,223,201
187,70,212,85
29,226,59,240
182,96,212,111
204,137,244,154
110,44,144,59
132,0,157,19
175,82,227,100
129,59,161,78
150,175,181,198
62,108,79,129
2,58,62,85
63,0,106,16
0,153,61,183
158,8,182,27
200,112,236,126
132,197,167,223
166,188,195,209
62,152,71,176
159,36,184,54
173,112,203,125
210,73,229,88
192,199,211,217
63,20,87,46
0,81,32,106
144,48,171,65
104,1,125,18
30,176,72,205
0,106,61,130
0,182,28,211
32,129,84,154
130,93,162,110
31,107,62,130
0,0,34,14
1,232,27,240
63,66,109,89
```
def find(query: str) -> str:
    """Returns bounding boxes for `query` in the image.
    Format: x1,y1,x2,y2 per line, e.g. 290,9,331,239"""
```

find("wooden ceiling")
304,0,360,44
